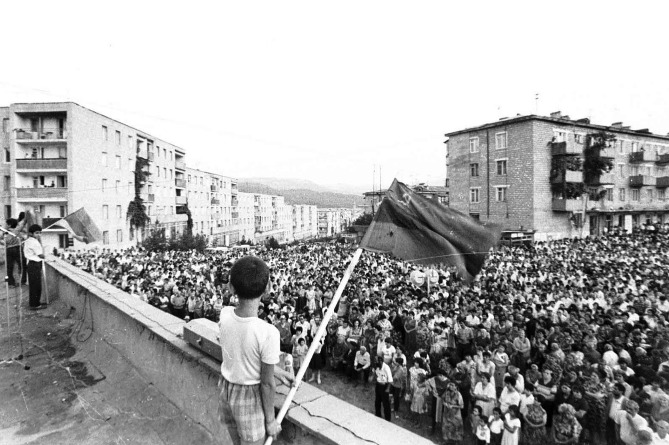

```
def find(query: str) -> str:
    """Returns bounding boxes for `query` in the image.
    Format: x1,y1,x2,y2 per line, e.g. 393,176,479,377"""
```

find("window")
3,148,9,163
3,175,9,191
115,130,121,145
60,206,67,217
648,189,654,201
554,130,567,143
129,158,134,172
618,164,625,178
495,186,507,202
115,155,121,169
2,118,7,133
469,137,479,153
574,134,584,144
116,205,121,218
163,167,167,178
469,213,480,220
631,142,639,152
187,175,191,183
618,140,625,154
470,163,479,177
495,132,508,149
631,189,640,202
102,125,108,141
470,188,480,203
156,166,160,177
496,159,507,175
659,189,666,200
102,179,107,191
102,152,108,166
117,229,123,243
102,205,109,219
619,188,626,201
163,148,167,158
103,231,109,245
606,188,613,201
128,135,133,149
115,180,120,193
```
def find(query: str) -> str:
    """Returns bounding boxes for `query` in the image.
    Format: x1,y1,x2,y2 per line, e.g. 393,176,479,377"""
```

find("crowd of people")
61,225,669,445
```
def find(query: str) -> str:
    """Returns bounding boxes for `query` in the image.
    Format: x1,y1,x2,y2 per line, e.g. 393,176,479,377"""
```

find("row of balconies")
551,169,669,188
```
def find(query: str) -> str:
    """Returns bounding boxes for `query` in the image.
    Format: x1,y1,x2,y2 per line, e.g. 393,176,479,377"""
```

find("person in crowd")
550,403,582,444
488,407,504,445
501,404,521,445
472,372,496,418
441,381,464,444
353,345,371,386
24,224,45,310
390,357,407,417
373,360,393,422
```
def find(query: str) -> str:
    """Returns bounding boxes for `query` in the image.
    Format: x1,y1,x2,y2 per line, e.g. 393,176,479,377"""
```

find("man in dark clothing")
2,218,26,286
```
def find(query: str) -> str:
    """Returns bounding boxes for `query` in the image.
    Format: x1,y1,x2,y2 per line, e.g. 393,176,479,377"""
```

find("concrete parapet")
45,257,434,445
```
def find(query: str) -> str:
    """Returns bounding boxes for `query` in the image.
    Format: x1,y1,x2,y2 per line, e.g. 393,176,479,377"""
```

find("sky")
2,1,669,193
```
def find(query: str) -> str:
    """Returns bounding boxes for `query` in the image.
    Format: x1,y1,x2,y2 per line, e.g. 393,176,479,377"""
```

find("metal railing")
16,158,67,170
16,128,67,140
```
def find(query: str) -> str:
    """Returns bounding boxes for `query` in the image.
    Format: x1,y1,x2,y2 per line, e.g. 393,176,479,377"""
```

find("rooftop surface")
0,280,216,445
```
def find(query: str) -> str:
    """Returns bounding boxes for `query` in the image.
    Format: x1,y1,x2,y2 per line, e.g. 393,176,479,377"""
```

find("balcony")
175,196,187,205
147,152,155,162
16,158,67,170
175,160,185,171
213,213,221,220
656,176,669,188
175,178,186,188
588,172,615,185
17,187,68,201
629,151,656,163
16,128,67,141
211,198,220,205
550,141,580,156
552,198,588,212
143,193,155,203
231,197,238,206
211,185,219,192
231,212,239,219
231,186,238,195
551,170,583,184
657,154,669,165
629,175,656,187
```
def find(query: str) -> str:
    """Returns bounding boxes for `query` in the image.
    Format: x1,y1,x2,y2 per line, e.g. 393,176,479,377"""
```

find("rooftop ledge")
45,257,432,445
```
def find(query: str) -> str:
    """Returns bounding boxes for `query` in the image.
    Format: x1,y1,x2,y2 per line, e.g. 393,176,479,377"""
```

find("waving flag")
360,179,501,280
44,208,102,244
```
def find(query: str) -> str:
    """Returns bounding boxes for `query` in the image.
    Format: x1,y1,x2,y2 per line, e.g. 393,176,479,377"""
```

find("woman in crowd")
550,403,582,444
441,381,464,444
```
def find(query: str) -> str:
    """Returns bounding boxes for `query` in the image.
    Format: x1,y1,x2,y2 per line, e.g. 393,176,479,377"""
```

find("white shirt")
219,307,280,385
24,236,43,262
375,362,393,384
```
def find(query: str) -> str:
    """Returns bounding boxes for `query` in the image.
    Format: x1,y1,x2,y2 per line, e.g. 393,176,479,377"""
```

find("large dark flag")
360,179,501,280
44,208,102,244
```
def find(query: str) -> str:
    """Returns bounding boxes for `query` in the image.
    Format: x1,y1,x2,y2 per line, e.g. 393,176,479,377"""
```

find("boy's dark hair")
229,256,270,300
28,224,42,234
6,218,18,229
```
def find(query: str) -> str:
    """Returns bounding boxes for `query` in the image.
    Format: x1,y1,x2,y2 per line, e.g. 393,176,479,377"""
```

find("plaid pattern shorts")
218,378,266,443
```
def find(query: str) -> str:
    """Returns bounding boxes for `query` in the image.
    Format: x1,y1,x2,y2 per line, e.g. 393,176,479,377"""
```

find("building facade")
362,184,449,214
1,102,187,252
291,204,318,240
445,112,669,240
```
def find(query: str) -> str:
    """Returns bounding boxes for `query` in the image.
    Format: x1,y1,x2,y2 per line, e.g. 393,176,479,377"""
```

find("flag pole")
265,247,364,445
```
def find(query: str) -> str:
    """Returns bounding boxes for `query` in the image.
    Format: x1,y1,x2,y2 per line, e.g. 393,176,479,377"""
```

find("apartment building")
363,184,449,214
444,112,669,240
0,102,187,252
292,204,318,240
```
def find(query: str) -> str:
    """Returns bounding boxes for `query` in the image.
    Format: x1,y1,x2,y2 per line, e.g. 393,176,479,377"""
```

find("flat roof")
10,101,188,153
444,114,669,141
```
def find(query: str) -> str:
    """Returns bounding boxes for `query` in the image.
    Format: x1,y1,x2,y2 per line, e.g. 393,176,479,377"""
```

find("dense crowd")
62,226,669,445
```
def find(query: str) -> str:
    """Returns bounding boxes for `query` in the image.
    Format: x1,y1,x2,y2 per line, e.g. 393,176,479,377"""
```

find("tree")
126,155,151,238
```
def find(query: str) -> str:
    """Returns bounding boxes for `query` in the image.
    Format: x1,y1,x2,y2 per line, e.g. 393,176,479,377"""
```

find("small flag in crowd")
45,208,102,244
360,179,501,280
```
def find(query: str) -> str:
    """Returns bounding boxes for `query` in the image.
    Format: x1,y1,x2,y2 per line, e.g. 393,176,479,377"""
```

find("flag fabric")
360,179,501,280
45,208,102,244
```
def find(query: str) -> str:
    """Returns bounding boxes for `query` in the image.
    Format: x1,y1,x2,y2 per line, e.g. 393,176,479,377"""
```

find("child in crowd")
488,407,504,445
292,337,308,376
410,373,429,428
501,405,521,445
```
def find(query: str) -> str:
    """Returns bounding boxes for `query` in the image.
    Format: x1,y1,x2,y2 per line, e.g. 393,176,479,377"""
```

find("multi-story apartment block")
0,102,187,252
444,112,669,240
318,208,351,237
292,204,318,240
363,184,449,214
237,192,256,243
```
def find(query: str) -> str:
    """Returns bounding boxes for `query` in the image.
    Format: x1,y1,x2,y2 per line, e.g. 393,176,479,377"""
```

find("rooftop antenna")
535,93,539,114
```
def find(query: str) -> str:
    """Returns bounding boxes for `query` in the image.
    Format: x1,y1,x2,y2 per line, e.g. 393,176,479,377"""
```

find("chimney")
611,122,623,128
550,111,562,119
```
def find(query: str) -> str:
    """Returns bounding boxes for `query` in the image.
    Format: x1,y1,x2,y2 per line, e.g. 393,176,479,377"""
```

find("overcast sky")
2,1,668,192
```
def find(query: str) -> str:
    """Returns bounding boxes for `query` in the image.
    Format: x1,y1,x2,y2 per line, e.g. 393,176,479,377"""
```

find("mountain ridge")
238,180,365,208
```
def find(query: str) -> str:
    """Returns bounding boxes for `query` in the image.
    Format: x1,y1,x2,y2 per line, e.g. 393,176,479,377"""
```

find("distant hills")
238,178,366,208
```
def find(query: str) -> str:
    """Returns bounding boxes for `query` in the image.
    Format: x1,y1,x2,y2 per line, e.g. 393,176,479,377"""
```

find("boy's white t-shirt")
219,306,280,385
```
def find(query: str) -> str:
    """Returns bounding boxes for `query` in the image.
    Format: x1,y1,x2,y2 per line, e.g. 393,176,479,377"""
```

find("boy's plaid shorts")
218,378,266,443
